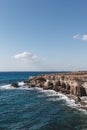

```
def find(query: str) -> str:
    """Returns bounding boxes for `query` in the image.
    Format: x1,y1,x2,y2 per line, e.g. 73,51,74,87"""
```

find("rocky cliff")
26,72,87,97
24,72,87,110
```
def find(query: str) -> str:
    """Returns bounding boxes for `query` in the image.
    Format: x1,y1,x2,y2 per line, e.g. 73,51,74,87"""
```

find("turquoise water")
0,72,87,130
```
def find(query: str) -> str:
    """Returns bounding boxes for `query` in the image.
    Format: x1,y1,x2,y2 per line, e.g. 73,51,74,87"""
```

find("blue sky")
0,0,87,71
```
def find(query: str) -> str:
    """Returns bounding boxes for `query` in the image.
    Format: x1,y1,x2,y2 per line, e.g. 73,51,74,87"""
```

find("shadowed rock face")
76,86,86,96
11,82,19,88
27,72,87,97
43,81,53,90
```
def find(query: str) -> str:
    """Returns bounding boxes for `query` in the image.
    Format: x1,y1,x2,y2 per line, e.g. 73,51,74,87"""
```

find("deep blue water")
0,72,59,86
0,72,87,130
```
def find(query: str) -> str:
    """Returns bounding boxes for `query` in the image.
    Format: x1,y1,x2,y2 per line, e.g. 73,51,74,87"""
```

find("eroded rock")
43,80,53,90
26,72,87,97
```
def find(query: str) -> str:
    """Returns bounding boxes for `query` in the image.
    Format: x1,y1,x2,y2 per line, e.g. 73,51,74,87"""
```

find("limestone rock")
43,80,53,90
27,72,87,97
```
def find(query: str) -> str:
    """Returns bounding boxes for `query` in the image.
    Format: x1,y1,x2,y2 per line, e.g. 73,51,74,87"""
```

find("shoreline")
24,71,87,111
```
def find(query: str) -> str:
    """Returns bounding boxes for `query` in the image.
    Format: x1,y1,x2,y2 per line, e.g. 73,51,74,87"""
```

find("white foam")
18,81,25,86
18,86,30,90
0,81,27,90
33,88,87,113
0,84,15,89
44,90,77,107
33,87,43,91
0,84,87,113
33,88,76,105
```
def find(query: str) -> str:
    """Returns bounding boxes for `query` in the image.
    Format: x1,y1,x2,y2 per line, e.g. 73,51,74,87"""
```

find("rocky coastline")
24,71,87,110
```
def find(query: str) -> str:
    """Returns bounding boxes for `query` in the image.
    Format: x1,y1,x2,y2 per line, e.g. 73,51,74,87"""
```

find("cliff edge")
25,71,87,110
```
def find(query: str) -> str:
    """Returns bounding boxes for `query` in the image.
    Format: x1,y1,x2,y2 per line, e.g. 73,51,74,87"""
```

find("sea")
0,72,87,130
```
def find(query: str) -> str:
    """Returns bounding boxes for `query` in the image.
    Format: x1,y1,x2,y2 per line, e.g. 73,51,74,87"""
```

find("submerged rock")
11,82,19,88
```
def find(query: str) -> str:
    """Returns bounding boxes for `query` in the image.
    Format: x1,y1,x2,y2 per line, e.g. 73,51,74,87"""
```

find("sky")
0,0,87,71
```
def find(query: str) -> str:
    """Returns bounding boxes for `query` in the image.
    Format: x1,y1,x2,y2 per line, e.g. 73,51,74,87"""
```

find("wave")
0,83,87,113
34,88,87,113
0,81,26,90
0,84,14,89
37,89,77,107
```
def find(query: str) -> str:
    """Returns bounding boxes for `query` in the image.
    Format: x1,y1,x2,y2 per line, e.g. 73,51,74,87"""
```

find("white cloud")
12,52,52,71
73,34,87,41
73,34,80,39
82,35,87,41
13,52,39,62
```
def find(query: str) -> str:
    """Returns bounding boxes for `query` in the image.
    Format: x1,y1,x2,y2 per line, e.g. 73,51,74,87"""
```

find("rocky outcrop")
11,82,19,88
27,72,87,97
